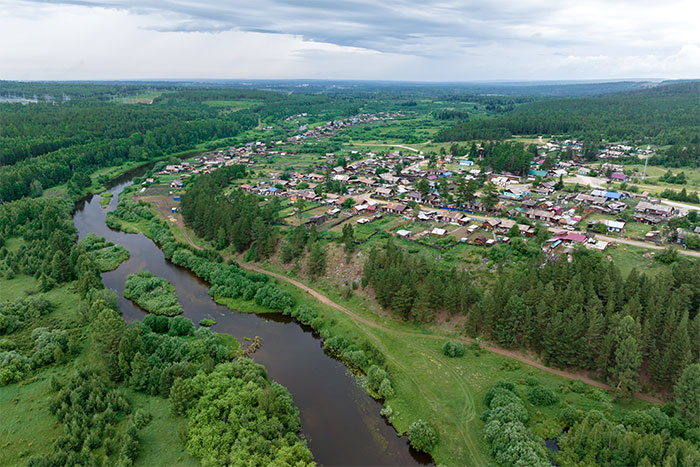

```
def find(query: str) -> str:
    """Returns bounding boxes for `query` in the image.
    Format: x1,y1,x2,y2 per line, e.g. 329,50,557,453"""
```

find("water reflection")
72,167,431,466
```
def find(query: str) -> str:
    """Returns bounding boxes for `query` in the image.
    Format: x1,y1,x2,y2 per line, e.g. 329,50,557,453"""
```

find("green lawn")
606,244,668,277
129,392,198,466
0,373,63,464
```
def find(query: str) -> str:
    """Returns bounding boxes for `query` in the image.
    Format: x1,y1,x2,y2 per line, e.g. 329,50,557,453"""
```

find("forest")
180,165,280,258
435,81,700,153
467,248,700,399
0,97,258,203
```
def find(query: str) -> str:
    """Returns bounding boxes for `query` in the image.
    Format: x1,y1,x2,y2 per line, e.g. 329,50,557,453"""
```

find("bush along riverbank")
124,270,183,316
107,180,437,460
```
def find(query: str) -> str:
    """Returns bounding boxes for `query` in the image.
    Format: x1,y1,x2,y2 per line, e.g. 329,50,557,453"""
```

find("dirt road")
239,261,663,404
369,143,422,153
394,199,700,259
167,205,664,404
565,175,700,213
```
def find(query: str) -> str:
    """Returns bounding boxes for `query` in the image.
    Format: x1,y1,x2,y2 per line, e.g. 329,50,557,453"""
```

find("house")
384,203,408,215
406,192,424,203
439,211,467,225
586,240,609,251
634,213,663,225
556,231,587,245
374,187,394,199
305,215,327,227
532,181,556,195
496,219,517,235
604,191,623,201
417,210,435,221
604,220,626,232
474,235,487,246
396,229,412,239
528,169,549,178
501,185,530,199
357,218,370,224
590,219,626,233
431,228,447,237
518,224,535,237
483,218,501,230
635,201,674,217
645,230,662,241
521,199,538,210
525,209,555,222
611,172,628,182
676,229,690,245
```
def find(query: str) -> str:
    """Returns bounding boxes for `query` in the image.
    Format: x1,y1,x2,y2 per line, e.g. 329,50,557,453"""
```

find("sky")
1,0,699,81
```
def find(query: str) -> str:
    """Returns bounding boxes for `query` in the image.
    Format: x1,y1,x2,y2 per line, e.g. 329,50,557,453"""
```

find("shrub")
168,316,195,336
442,340,465,357
254,283,295,310
569,379,588,393
525,376,539,386
124,270,183,316
559,407,583,429
0,350,31,385
407,419,439,453
378,378,395,398
199,319,216,327
528,385,559,406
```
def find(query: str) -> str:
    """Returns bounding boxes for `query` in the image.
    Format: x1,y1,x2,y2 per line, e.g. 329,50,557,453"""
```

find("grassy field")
0,274,81,464
0,265,201,466
606,243,669,277
221,259,653,465
129,392,198,466
0,371,63,464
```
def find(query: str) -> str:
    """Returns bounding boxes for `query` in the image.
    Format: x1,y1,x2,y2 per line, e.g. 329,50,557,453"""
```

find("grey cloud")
25,0,568,55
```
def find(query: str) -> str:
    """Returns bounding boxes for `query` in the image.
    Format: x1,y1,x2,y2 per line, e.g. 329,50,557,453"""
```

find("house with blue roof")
528,169,548,178
604,191,623,200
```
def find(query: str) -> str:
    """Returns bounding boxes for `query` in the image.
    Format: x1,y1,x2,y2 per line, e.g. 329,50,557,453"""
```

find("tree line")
180,165,280,260
363,239,481,322
0,98,257,203
434,81,700,152
467,248,700,400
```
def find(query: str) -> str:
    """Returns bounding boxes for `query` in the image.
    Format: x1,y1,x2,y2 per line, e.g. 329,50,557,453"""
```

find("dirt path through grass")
167,211,663,404
238,262,663,404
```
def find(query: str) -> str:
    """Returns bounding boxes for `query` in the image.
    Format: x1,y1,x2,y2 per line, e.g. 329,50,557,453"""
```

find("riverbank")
78,174,428,465
122,177,659,466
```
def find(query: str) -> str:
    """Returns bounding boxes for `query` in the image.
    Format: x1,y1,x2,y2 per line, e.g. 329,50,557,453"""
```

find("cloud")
1,0,698,80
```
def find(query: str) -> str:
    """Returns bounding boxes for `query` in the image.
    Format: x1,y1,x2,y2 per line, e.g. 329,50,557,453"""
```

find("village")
151,134,700,266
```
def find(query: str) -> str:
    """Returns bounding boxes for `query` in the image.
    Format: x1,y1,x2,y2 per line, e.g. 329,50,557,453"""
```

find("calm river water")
72,169,431,466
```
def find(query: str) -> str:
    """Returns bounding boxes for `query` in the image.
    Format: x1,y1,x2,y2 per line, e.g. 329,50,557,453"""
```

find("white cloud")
0,0,698,80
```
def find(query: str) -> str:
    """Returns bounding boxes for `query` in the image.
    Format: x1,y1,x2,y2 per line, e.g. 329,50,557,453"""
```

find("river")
72,168,431,466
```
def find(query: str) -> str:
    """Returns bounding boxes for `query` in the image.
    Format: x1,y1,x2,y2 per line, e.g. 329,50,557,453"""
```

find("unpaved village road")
239,261,663,404
170,210,663,404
